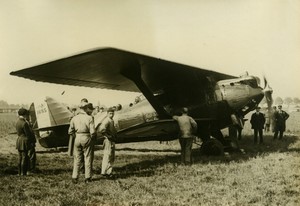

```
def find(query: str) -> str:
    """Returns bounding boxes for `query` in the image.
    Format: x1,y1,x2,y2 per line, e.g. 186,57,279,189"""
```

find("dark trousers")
179,138,193,164
18,150,29,175
274,130,284,140
28,147,36,171
237,128,242,140
253,129,263,144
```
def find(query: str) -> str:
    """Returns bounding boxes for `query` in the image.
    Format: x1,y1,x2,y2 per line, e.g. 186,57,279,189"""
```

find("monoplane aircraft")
11,48,273,154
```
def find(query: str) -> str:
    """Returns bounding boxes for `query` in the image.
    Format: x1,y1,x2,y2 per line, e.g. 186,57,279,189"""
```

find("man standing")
68,102,96,183
15,108,36,176
173,107,197,165
273,105,289,140
250,106,266,144
26,113,37,173
99,107,117,178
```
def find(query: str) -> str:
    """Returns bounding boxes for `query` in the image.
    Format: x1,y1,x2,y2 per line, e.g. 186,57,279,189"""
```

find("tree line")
0,100,28,109
260,97,300,107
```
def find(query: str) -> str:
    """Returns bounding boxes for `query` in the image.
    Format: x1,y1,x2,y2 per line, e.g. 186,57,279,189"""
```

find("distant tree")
274,97,283,105
284,97,293,108
0,100,9,107
293,97,300,105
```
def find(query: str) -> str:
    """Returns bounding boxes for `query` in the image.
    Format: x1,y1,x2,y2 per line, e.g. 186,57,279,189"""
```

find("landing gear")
200,129,241,156
200,138,224,156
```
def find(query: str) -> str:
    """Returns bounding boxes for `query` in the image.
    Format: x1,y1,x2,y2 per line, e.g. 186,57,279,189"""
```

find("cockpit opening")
218,76,261,89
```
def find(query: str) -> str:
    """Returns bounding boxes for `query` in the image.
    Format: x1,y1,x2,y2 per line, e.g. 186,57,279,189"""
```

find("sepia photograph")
0,1,299,205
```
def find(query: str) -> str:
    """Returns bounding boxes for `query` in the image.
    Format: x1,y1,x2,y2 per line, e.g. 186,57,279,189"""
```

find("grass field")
0,113,299,206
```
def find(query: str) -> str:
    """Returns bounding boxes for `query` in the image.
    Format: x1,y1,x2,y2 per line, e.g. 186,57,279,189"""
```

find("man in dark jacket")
250,107,266,144
16,108,36,176
273,105,289,140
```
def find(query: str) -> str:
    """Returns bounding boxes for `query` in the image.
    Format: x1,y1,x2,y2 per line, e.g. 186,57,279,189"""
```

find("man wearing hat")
15,108,36,176
68,101,96,183
172,107,197,165
99,107,117,178
273,105,289,140
250,106,266,144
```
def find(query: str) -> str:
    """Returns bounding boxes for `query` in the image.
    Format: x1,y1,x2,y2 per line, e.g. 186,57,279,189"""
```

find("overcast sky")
1,0,299,107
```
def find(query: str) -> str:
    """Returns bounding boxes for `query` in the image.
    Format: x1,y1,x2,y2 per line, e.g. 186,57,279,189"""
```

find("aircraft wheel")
200,139,224,156
224,137,241,153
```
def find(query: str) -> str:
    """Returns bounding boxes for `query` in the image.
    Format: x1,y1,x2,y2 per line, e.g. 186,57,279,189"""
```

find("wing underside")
10,48,235,117
10,48,234,91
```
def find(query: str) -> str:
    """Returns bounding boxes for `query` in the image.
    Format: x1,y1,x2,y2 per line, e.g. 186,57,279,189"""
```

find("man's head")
18,108,29,117
107,107,115,119
273,106,277,110
85,103,94,115
278,105,282,110
94,106,100,113
255,106,261,112
182,107,188,114
79,101,89,109
81,98,88,103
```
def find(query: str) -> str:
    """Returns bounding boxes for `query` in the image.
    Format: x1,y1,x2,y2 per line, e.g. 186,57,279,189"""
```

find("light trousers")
72,134,94,179
101,138,115,175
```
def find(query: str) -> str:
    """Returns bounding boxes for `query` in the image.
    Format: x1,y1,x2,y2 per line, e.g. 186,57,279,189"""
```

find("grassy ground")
0,113,300,206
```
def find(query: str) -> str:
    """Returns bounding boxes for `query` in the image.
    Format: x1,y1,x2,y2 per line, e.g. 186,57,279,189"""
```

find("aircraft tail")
30,96,73,130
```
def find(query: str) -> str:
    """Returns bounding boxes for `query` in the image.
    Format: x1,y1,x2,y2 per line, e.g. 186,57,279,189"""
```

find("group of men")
16,98,289,179
250,105,290,144
68,98,117,183
15,98,117,182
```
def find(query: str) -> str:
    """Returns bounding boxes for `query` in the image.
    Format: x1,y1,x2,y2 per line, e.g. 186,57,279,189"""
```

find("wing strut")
119,58,169,119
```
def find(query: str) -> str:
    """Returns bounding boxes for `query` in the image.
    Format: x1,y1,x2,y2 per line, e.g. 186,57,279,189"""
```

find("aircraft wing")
10,48,236,118
10,47,235,92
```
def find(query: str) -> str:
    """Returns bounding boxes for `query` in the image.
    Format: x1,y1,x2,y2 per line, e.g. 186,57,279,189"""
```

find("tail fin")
31,96,73,130
29,102,38,130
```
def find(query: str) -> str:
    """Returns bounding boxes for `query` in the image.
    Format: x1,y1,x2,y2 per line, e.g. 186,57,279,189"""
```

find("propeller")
263,75,273,113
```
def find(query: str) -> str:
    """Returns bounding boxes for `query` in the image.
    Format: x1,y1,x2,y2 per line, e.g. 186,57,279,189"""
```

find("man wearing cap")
273,105,289,140
99,107,117,178
172,107,197,165
15,108,36,176
68,101,96,183
250,106,266,144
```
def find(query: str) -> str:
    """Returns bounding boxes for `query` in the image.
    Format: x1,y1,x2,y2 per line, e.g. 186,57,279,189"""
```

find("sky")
1,0,299,107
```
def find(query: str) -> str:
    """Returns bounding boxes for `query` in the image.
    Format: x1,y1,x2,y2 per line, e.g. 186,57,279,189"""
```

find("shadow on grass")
1,134,298,179
36,147,68,153
112,155,180,179
112,134,299,179
193,134,299,163
115,147,178,153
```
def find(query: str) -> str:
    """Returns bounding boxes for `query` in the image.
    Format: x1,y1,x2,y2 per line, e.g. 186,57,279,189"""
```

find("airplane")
11,48,273,154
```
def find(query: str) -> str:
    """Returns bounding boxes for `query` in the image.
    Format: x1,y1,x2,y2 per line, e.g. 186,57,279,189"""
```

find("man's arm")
285,112,290,120
172,115,179,121
190,117,197,133
262,113,266,124
68,119,76,135
89,116,96,138
24,122,35,144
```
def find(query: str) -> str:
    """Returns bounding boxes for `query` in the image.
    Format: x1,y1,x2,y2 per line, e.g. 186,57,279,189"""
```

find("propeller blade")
263,76,267,89
263,75,273,111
